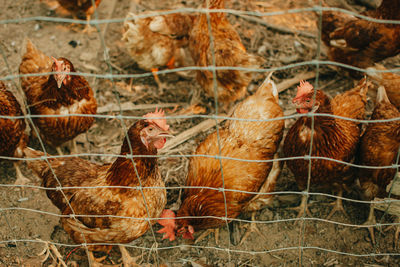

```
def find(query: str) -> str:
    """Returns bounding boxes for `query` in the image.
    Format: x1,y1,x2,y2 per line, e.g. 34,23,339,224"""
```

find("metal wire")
1,1,400,266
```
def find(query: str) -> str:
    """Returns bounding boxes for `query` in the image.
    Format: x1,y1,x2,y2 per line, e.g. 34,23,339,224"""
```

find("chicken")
157,76,284,244
122,11,195,90
19,39,97,155
0,81,28,186
283,79,369,219
321,0,400,72
189,0,262,109
357,86,400,244
24,109,172,266
56,0,102,33
367,65,400,110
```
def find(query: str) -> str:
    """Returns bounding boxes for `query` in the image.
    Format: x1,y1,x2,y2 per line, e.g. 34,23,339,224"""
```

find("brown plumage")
0,81,28,185
19,39,97,153
321,0,400,71
189,0,262,107
122,11,195,89
56,0,101,18
357,86,400,244
367,65,400,110
24,109,172,265
158,77,284,243
56,0,101,33
123,11,195,71
283,78,369,219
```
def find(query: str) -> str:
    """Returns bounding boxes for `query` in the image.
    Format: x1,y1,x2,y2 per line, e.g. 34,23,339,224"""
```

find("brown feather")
283,79,369,192
189,0,262,105
56,0,101,18
19,41,97,148
176,78,284,233
0,81,27,159
321,0,400,70
24,119,167,252
358,87,400,200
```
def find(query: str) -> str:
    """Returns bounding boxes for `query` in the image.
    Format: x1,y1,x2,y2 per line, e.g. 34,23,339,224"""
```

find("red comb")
51,56,62,70
143,108,169,131
295,80,314,99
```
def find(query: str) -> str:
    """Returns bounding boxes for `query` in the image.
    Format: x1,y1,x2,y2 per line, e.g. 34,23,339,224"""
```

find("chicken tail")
25,39,37,55
376,86,390,104
19,39,52,91
255,73,279,102
122,13,141,45
22,39,48,65
23,147,49,178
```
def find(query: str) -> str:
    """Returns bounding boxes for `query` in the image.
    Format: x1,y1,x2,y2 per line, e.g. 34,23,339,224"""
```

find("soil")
0,0,399,266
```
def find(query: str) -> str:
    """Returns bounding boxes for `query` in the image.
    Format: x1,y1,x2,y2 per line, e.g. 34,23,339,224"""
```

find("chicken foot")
384,216,400,248
13,162,31,197
13,162,30,186
239,211,267,245
87,251,107,267
151,56,176,94
151,68,167,94
325,189,349,220
68,139,79,154
362,204,378,244
119,245,140,267
195,228,220,245
56,146,64,156
82,14,97,34
289,193,312,220
40,242,68,267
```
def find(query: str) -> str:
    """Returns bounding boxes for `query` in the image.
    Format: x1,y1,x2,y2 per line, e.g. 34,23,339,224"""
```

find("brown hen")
357,86,400,244
158,76,284,244
56,0,101,33
122,11,195,90
321,0,400,72
0,81,28,186
189,0,262,109
283,79,369,219
367,65,400,110
19,39,97,154
24,109,172,266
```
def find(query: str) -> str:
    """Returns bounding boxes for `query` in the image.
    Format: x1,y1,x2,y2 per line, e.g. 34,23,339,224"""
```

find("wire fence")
1,0,400,266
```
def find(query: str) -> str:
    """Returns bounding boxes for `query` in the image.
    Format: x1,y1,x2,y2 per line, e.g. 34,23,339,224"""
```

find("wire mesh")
0,0,400,266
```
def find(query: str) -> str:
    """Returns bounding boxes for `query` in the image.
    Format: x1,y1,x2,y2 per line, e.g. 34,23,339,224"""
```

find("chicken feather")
158,76,284,242
189,0,263,107
19,39,97,151
321,0,400,71
24,111,172,264
283,78,369,218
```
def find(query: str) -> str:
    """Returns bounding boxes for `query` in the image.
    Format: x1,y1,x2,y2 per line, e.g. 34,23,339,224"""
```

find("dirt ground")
1,0,400,266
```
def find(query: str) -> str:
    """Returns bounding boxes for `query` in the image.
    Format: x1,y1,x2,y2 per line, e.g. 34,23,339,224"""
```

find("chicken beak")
51,56,65,89
56,78,63,89
157,129,174,139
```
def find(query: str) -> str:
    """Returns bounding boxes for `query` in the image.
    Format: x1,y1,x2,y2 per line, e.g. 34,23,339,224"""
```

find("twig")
97,102,184,113
160,116,227,153
234,14,317,38
374,197,400,216
277,72,316,93
160,74,316,152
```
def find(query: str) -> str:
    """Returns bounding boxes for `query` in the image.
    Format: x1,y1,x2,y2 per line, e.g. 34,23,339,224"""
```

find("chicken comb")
143,108,169,131
51,56,62,71
295,80,314,99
